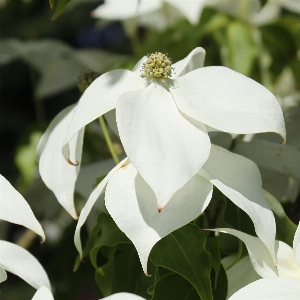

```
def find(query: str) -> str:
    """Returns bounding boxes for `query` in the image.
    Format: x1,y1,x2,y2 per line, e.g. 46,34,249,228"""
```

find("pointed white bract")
92,0,206,25
210,228,278,278
63,47,285,209
222,255,261,298
199,145,276,257
228,277,300,300
0,240,51,290
76,145,275,274
74,158,128,256
214,222,300,298
0,174,45,241
0,267,7,283
38,105,84,219
234,139,300,203
105,292,146,300
32,286,54,300
171,66,285,139
30,289,146,300
105,162,213,273
116,82,210,205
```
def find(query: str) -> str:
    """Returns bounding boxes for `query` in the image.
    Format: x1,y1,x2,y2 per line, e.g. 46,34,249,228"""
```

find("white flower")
92,0,207,26
0,174,45,241
62,47,285,212
75,145,276,274
227,277,300,300
234,105,300,203
211,0,300,26
234,139,300,203
32,286,54,300
210,0,279,25
104,293,146,300
277,0,300,14
37,104,84,219
31,288,145,300
0,175,50,291
0,240,51,290
212,222,300,299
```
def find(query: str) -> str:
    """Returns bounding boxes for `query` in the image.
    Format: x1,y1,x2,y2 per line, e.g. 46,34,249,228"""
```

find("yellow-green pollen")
142,52,173,78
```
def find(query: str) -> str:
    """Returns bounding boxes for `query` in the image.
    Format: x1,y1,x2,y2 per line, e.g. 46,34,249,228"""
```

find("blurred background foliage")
0,0,300,299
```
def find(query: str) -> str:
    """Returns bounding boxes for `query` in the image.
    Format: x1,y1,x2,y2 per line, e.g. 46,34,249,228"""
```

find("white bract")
212,222,300,299
32,286,54,300
0,174,45,240
211,0,300,25
62,47,285,214
75,145,276,274
31,288,145,300
228,277,300,300
234,105,300,203
92,0,207,26
0,175,51,291
37,104,84,219
234,139,300,203
0,241,51,290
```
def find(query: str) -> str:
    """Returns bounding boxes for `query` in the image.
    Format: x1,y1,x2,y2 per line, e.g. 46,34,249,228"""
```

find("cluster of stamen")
142,52,173,78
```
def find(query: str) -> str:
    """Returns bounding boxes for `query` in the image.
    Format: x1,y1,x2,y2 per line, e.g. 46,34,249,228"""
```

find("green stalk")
98,116,120,165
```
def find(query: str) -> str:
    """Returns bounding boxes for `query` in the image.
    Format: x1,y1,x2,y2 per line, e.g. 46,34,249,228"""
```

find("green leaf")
51,0,72,20
205,237,221,288
263,190,297,246
260,23,297,77
150,224,213,300
15,131,42,191
202,13,229,35
89,213,153,298
219,197,255,255
49,0,55,10
92,174,107,188
73,213,104,272
95,244,153,299
211,264,228,300
90,212,130,269
151,274,199,300
223,197,256,236
227,21,256,76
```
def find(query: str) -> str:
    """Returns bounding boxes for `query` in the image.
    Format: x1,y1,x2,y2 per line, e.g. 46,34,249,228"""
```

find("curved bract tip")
67,158,79,166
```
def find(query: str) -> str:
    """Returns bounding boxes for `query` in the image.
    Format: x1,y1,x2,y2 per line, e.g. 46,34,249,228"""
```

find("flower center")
142,52,173,78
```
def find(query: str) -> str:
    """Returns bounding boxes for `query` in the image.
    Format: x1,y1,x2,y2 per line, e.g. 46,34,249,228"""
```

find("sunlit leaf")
227,21,256,75
15,131,42,189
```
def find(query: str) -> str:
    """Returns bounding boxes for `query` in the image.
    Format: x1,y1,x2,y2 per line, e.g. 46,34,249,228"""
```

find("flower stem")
98,116,120,165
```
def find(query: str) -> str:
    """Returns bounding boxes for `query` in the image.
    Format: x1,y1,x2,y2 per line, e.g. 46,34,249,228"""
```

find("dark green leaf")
212,264,228,300
264,190,297,246
95,244,153,299
90,212,130,269
150,224,213,300
260,23,297,77
73,212,104,272
205,237,221,287
51,0,72,20
89,213,153,298
151,274,199,300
